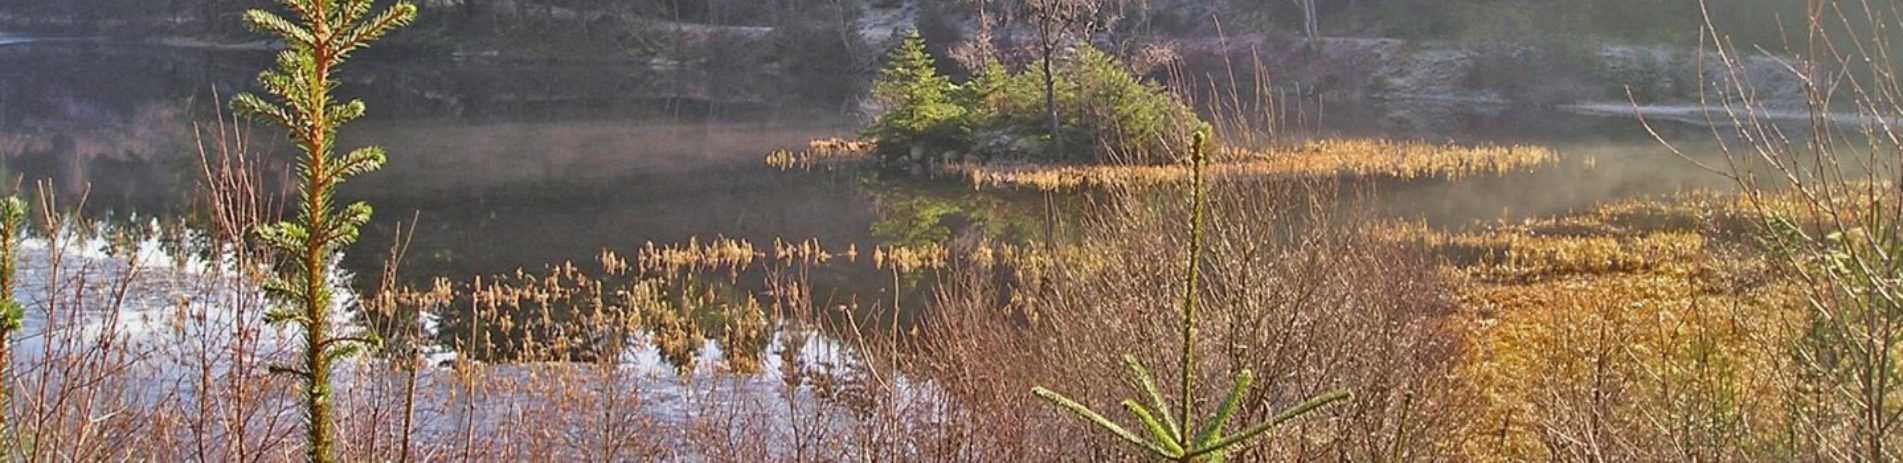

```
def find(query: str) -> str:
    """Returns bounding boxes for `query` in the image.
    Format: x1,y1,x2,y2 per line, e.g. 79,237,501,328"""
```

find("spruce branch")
1182,389,1353,460
1194,369,1253,447
1033,387,1175,458
1124,354,1181,440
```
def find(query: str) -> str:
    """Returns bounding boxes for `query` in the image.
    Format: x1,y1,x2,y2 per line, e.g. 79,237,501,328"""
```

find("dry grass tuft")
1377,193,1805,461
955,139,1556,191
766,137,877,170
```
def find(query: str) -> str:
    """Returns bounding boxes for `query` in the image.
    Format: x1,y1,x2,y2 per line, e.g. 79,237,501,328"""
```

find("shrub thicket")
866,30,1207,165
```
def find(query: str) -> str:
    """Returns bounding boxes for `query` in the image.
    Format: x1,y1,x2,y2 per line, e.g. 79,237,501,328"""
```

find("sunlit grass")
872,243,946,273
1375,193,1802,461
637,236,760,274
955,139,1556,191
766,137,876,170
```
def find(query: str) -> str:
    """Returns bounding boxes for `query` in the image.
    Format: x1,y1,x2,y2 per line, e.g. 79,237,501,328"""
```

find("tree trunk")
1304,0,1319,42
1041,39,1060,156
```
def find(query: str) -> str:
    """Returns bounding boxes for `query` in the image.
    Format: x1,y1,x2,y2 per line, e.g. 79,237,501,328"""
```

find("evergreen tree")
1065,46,1206,164
228,1,416,461
866,28,967,161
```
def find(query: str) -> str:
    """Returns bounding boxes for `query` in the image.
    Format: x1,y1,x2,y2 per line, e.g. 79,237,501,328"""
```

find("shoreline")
1565,101,1888,127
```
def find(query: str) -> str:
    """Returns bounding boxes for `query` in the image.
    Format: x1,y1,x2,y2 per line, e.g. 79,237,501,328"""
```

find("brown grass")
765,137,877,171
914,180,1473,460
0,169,1861,461
955,139,1556,191
0,95,1865,461
1376,193,1806,461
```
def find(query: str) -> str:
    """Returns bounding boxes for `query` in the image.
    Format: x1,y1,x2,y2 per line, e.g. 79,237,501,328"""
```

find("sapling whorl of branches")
229,0,416,461
1031,131,1352,462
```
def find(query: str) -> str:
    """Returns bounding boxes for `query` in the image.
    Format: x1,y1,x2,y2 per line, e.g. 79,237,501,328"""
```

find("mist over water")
0,5,1869,455
0,39,1750,283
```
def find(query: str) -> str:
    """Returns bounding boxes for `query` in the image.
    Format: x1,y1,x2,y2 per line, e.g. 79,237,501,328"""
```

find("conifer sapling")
229,1,416,461
1032,131,1351,462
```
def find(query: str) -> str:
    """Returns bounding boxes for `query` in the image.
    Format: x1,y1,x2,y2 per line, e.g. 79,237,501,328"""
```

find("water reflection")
0,41,872,280
0,39,1778,370
1,41,1750,274
412,265,770,372
862,172,1069,249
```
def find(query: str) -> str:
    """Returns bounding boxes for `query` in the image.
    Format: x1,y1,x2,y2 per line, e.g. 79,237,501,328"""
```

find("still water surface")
0,39,1737,321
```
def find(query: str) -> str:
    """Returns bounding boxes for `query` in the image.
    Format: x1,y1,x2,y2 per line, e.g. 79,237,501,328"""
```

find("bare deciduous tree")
1018,0,1121,154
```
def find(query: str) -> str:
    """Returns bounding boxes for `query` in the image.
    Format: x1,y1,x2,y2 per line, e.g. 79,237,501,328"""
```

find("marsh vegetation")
5,0,1903,461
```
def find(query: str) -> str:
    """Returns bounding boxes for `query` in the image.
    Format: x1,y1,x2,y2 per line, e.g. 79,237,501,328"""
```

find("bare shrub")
1665,0,1903,459
917,179,1470,461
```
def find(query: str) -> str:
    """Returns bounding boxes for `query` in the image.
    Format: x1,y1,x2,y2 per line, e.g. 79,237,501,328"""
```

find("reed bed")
765,138,877,171
956,139,1556,191
0,110,954,460
1374,193,1805,461
6,116,1854,462
0,166,1483,461
0,151,1856,461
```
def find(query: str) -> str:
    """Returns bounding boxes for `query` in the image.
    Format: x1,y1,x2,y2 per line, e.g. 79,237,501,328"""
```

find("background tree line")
0,0,1811,47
